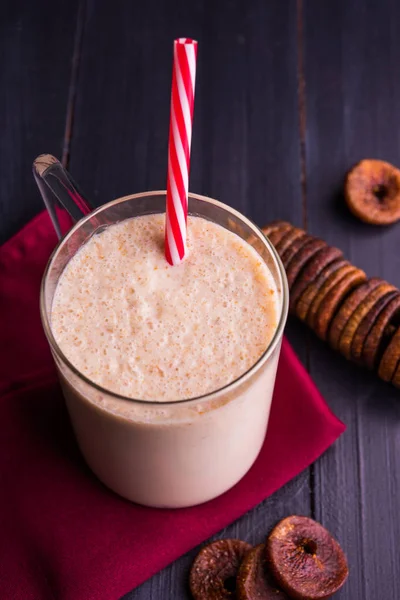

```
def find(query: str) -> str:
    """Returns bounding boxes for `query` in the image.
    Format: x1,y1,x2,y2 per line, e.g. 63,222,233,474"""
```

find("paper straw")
165,38,198,265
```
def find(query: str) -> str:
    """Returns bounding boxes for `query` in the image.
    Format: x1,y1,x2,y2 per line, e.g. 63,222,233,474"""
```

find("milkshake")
42,192,288,508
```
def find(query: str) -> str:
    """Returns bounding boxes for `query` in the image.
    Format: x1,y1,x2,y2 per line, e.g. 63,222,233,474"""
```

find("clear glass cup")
41,191,289,508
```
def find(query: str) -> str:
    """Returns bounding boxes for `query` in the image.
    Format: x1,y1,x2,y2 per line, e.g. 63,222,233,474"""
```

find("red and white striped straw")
165,38,198,265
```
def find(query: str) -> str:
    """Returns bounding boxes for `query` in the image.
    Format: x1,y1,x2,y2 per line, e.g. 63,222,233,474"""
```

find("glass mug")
40,191,289,508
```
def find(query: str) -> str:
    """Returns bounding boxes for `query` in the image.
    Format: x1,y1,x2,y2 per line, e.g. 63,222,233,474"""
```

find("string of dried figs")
262,221,400,388
189,515,348,599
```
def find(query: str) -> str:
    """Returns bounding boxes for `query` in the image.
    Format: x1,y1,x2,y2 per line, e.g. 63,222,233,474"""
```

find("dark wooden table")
2,1,400,598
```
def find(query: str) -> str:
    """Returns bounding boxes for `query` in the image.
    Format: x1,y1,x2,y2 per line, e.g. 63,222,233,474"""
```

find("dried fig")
263,222,294,247
392,361,400,388
328,278,382,350
286,239,327,288
305,263,355,328
190,539,252,599
261,221,292,239
289,246,343,313
313,268,367,340
338,283,396,360
377,326,400,382
266,515,348,600
237,544,289,600
362,294,400,369
275,228,307,260
296,259,349,321
345,159,400,225
280,233,313,271
351,290,399,364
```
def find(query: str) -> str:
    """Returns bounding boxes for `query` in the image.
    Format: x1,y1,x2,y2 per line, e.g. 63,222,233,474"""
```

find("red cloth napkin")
0,210,345,600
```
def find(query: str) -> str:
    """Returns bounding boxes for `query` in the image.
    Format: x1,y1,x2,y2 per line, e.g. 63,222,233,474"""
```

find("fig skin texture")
261,221,292,239
392,360,400,388
312,267,367,340
345,158,400,225
289,246,343,313
338,283,396,360
274,227,306,257
378,325,400,382
267,223,295,247
190,539,252,599
237,544,290,600
328,278,382,350
362,294,400,369
344,159,400,225
351,290,399,364
285,239,327,288
266,516,349,600
296,259,349,322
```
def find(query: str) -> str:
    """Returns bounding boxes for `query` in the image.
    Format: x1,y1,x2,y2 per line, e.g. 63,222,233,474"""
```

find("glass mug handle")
32,154,93,239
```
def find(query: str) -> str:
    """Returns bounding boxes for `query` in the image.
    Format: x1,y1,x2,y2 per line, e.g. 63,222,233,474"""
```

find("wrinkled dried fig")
392,361,400,388
190,539,252,599
305,264,354,328
266,516,348,600
237,544,289,600
345,159,400,225
362,294,400,369
377,326,400,382
276,228,307,260
338,283,396,360
264,222,294,247
261,221,292,239
289,246,343,313
313,268,367,340
328,278,382,350
296,259,349,321
351,290,399,364
286,239,327,288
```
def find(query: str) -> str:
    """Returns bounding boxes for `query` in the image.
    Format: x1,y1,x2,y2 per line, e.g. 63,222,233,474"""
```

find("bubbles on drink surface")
51,214,279,404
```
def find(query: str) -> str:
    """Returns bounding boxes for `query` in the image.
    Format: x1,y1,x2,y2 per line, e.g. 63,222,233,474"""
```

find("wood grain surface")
0,0,80,244
1,1,399,598
302,2,400,598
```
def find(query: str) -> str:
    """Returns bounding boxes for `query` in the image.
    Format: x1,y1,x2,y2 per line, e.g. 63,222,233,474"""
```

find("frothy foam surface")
51,214,279,401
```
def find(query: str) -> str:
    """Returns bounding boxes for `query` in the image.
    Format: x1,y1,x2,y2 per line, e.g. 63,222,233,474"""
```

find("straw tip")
33,154,59,176
175,38,198,46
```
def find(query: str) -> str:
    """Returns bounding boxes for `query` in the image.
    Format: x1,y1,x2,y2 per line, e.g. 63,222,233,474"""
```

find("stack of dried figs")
190,515,348,599
262,220,400,388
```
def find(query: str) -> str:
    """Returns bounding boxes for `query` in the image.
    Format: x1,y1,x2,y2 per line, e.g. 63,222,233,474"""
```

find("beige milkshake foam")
51,213,279,404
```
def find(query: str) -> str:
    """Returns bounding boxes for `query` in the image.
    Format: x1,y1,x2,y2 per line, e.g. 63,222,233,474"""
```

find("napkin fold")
0,210,345,600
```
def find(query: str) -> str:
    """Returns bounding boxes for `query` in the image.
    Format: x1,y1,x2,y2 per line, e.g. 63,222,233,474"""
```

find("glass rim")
40,190,289,407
